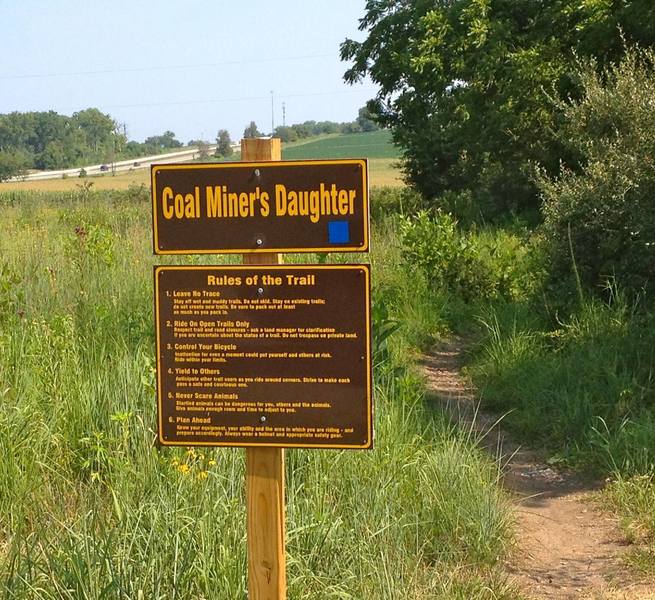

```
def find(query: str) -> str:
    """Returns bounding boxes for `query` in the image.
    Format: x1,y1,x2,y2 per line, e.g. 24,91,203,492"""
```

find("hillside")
282,129,399,160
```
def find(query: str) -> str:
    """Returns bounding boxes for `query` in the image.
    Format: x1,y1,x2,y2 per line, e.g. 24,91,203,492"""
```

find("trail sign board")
154,264,372,449
151,159,369,254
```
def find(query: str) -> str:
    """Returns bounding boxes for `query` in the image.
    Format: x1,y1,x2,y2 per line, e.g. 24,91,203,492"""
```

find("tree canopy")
215,129,233,157
0,108,189,180
243,121,262,139
341,0,655,219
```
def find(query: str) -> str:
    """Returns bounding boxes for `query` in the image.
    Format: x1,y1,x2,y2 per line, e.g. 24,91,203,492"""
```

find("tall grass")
0,190,516,598
469,292,655,474
388,204,655,572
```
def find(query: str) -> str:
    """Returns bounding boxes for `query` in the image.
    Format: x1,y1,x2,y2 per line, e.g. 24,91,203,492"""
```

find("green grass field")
0,188,516,598
282,129,400,160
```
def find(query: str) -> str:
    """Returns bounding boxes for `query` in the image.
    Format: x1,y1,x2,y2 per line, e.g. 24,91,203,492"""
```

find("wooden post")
242,137,286,600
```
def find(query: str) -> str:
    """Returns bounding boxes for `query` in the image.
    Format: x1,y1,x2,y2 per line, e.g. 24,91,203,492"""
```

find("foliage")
143,130,182,151
469,290,655,474
369,185,426,221
0,109,186,177
215,129,233,157
539,46,655,300
243,121,262,139
602,475,655,572
399,210,543,302
356,105,379,132
342,0,655,219
0,149,29,182
0,108,123,176
0,190,516,598
274,108,381,143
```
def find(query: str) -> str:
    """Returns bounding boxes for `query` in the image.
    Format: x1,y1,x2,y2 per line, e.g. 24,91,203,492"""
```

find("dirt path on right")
421,339,655,599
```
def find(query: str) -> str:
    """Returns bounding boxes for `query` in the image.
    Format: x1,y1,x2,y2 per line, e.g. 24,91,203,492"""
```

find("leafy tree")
0,149,28,181
215,129,233,156
197,140,210,160
356,105,379,132
145,131,182,150
341,0,655,219
243,121,262,139
72,108,116,154
272,126,298,143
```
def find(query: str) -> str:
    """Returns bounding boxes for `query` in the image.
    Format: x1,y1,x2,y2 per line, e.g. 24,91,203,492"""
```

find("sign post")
242,138,286,599
151,137,372,600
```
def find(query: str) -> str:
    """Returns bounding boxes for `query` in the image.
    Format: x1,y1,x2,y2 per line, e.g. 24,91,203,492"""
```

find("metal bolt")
256,238,263,246
260,416,267,423
257,287,264,295
254,169,261,177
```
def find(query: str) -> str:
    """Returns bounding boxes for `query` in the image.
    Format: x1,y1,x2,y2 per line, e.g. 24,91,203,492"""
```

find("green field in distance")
282,129,399,160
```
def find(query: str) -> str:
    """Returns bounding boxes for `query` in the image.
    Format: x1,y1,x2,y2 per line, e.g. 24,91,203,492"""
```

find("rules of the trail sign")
151,159,369,254
154,264,372,449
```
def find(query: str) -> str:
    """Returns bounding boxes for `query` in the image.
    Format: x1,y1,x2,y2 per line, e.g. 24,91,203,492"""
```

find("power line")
52,88,378,112
0,53,335,80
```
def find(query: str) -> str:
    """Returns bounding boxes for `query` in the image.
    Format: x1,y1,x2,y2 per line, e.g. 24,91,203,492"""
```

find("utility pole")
282,102,286,127
271,90,275,136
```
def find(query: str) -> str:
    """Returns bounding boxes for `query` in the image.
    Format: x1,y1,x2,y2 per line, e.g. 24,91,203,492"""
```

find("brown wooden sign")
154,265,372,448
151,159,369,254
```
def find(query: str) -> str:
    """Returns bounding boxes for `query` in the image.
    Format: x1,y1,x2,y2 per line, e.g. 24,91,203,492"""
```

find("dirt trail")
420,339,655,599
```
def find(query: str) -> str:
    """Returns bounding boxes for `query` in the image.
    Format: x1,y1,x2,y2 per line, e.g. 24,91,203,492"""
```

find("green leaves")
343,0,655,220
540,47,655,298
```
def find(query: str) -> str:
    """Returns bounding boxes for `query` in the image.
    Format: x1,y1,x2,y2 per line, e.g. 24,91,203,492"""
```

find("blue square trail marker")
328,220,350,244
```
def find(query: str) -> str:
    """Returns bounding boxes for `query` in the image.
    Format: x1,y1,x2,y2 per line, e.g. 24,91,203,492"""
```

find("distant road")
10,145,234,182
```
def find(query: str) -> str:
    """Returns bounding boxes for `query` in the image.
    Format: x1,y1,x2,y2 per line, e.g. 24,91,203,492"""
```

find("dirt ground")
420,340,655,599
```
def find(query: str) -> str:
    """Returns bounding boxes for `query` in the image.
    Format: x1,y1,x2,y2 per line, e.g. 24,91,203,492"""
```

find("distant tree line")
271,107,379,143
0,104,381,180
0,109,188,180
0,108,123,179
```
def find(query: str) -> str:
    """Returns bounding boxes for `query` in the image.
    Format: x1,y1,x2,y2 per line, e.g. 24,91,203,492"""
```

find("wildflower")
197,471,208,480
208,459,216,466
177,463,190,474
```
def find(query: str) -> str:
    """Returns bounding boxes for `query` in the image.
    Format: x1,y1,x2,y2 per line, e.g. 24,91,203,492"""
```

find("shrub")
369,186,425,221
399,210,543,302
539,47,655,300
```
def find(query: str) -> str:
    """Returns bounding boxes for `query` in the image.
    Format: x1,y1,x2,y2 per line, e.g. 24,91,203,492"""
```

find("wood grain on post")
242,137,287,600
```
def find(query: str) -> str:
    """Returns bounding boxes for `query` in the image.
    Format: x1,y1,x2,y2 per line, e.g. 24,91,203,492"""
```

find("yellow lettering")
260,191,270,216
206,186,220,217
174,193,185,218
275,184,287,216
162,186,174,219
309,191,320,223
184,192,196,218
239,192,250,217
338,189,349,215
287,190,298,216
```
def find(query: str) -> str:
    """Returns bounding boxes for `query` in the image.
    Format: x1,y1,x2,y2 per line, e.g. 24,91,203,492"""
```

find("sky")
0,0,376,144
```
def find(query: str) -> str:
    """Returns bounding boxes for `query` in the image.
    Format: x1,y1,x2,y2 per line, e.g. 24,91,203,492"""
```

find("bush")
539,47,655,300
399,210,543,302
369,186,425,221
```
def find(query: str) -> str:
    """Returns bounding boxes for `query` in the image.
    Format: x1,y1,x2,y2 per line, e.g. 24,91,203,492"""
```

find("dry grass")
0,158,403,193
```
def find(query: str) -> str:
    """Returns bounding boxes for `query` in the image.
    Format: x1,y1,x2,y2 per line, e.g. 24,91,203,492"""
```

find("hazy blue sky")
1,1,376,143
